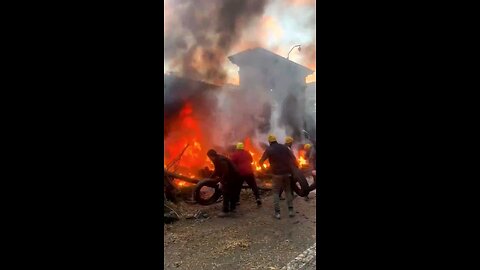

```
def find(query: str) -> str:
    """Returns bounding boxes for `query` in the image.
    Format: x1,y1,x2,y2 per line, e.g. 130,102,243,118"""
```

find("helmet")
285,136,294,144
267,134,277,143
236,142,244,150
304,144,312,150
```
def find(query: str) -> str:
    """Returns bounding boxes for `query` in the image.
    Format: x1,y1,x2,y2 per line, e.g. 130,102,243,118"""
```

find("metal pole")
287,44,301,59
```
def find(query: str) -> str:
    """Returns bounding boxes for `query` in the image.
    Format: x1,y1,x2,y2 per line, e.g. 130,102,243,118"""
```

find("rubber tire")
291,167,309,197
193,179,222,205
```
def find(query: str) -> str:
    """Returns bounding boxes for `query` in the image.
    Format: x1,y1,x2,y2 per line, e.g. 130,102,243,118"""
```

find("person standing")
279,136,296,200
207,149,241,217
230,142,262,206
259,135,298,219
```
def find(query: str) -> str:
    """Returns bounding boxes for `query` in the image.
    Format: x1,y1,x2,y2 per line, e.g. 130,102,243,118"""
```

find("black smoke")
164,75,219,138
164,0,269,84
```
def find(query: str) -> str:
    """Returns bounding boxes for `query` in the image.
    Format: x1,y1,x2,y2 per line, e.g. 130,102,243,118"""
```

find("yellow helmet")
285,136,294,144
267,134,277,143
236,142,244,150
304,144,312,150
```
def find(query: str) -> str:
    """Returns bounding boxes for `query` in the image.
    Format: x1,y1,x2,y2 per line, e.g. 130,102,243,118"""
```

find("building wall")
305,82,316,138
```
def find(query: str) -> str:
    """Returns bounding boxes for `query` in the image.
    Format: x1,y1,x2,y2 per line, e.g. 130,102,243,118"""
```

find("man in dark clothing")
207,149,241,217
259,135,298,219
230,142,261,206
279,136,296,200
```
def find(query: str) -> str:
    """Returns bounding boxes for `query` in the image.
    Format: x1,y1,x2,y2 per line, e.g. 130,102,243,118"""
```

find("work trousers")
221,182,239,213
279,177,295,198
272,174,293,213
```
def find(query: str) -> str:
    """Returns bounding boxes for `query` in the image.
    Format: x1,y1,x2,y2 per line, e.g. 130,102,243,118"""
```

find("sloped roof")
228,47,314,76
164,74,222,90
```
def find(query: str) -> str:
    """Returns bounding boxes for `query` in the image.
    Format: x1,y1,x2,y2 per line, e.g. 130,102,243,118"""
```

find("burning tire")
291,167,309,197
193,179,222,205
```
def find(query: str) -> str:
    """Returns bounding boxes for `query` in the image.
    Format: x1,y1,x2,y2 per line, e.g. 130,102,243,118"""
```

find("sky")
164,0,316,84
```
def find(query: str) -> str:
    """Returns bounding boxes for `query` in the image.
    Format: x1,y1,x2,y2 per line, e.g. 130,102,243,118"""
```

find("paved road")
281,243,316,270
302,255,316,270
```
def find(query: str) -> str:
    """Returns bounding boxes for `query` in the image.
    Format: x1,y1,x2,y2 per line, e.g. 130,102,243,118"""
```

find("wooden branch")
164,170,205,184
166,144,190,171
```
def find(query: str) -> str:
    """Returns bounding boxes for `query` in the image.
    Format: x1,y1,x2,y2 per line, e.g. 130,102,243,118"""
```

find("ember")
173,179,195,188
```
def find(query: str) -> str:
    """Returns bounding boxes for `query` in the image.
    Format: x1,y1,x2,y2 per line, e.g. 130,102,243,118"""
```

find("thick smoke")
164,0,269,85
164,75,219,139
164,0,316,155
212,85,273,151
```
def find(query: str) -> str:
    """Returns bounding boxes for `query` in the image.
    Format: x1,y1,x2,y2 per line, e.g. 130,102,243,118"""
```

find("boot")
274,212,281,219
288,208,295,217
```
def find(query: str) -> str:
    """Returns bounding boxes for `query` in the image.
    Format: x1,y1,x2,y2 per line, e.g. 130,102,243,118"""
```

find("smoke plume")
164,0,269,85
164,0,316,160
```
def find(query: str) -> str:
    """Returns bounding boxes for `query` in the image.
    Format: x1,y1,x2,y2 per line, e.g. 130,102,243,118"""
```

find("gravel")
164,187,317,270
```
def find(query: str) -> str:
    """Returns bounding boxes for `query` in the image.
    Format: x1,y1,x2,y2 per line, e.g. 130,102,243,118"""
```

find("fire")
174,179,194,188
297,149,309,169
244,137,269,171
165,103,283,190
298,156,308,168
164,102,209,177
164,102,270,189
165,100,311,189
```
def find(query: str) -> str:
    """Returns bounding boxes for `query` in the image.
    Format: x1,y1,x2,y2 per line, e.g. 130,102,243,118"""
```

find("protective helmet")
236,142,244,150
267,134,277,143
285,136,294,144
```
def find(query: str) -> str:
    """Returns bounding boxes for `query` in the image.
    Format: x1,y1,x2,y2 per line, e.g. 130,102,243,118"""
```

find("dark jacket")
230,150,254,176
259,142,298,175
211,154,239,185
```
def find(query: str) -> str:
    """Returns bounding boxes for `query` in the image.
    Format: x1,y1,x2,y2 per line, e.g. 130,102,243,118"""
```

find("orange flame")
297,149,309,169
164,102,209,177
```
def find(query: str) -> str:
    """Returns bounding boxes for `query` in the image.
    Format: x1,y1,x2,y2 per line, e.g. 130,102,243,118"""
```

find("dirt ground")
164,183,317,270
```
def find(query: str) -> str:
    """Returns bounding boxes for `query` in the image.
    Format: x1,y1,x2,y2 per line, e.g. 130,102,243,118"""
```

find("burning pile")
164,0,316,190
164,97,312,190
163,100,272,188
